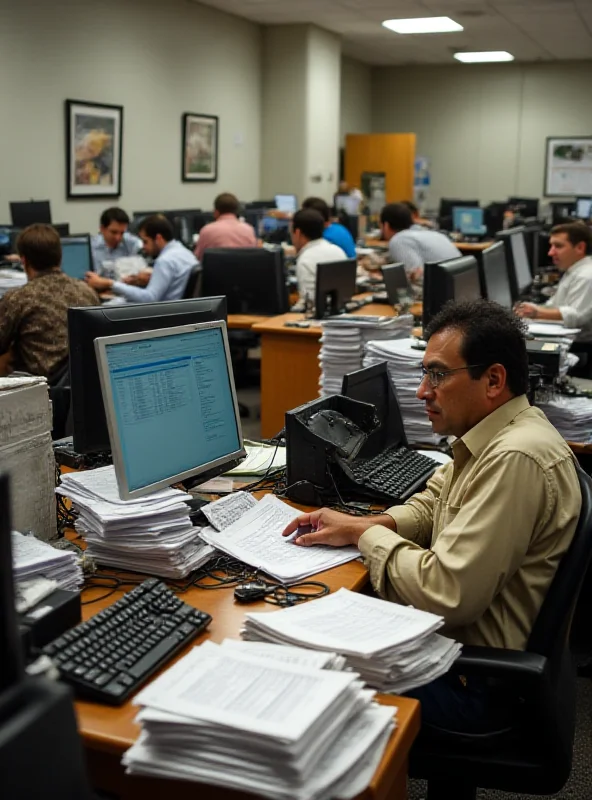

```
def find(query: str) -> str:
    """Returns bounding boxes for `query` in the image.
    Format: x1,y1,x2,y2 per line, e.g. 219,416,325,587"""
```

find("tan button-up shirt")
358,395,581,650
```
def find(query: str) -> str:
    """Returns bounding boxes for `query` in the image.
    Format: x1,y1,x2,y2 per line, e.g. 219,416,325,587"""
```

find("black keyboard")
350,446,438,502
42,578,211,705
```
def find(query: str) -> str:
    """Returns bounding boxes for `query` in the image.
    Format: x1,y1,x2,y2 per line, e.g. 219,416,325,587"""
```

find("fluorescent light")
454,51,514,63
382,17,463,34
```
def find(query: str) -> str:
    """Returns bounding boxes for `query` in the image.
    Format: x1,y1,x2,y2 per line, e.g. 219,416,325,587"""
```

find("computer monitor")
508,196,539,218
550,201,576,225
481,241,513,309
495,227,532,302
9,201,52,227
53,223,70,237
315,258,358,318
522,222,543,276
382,263,411,305
484,202,509,238
95,321,246,499
274,194,298,214
452,206,486,236
245,200,276,210
200,248,289,314
261,215,291,242
438,198,479,230
576,198,592,220
342,361,407,457
60,235,93,280
68,296,227,454
422,255,482,328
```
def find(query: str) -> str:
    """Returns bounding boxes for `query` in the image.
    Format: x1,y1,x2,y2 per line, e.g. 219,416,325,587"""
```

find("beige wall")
340,58,372,146
0,0,262,233
371,61,592,208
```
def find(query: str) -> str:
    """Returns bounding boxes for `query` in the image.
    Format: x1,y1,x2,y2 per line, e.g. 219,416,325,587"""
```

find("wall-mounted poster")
182,113,218,182
361,172,386,216
66,100,123,198
544,136,592,197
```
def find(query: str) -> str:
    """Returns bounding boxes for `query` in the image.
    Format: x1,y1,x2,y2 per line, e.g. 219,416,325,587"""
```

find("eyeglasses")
419,364,486,388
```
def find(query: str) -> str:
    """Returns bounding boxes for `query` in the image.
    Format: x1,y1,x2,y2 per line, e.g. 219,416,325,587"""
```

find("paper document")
527,322,580,336
11,531,83,593
201,491,258,531
113,255,148,279
224,443,286,476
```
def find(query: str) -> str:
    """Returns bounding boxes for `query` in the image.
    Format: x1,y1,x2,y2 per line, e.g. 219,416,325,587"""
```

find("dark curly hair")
424,299,529,397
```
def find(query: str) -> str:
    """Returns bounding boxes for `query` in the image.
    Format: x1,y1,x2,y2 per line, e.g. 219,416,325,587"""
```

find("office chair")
183,263,202,299
409,465,592,800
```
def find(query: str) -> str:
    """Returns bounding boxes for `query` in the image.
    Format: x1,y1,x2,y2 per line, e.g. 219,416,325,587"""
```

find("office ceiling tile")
193,0,592,64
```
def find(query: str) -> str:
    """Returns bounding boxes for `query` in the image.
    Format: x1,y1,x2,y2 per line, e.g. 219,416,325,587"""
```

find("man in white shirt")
292,209,347,305
515,222,592,341
90,207,143,277
381,203,460,287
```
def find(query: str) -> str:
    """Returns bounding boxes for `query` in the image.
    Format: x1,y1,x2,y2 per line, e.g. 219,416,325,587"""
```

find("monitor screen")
315,259,357,318
261,216,290,235
68,296,228,454
510,230,532,293
95,322,245,499
576,198,592,220
200,248,288,315
482,242,512,308
60,236,92,280
9,201,52,227
452,206,485,236
274,194,298,214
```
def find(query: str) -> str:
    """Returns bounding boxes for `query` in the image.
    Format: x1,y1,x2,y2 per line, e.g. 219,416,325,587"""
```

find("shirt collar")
453,394,531,461
216,214,238,222
566,255,592,274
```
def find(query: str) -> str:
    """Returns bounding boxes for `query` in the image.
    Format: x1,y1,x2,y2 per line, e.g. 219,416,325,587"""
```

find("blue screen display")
103,326,241,491
452,207,485,236
61,238,91,280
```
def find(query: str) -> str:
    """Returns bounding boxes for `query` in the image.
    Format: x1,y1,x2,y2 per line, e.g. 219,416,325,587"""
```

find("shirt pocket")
433,496,462,535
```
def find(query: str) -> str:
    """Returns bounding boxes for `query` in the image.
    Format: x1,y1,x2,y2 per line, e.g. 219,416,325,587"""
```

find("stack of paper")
243,588,461,694
363,337,442,445
123,640,396,800
319,315,414,397
199,493,361,583
56,465,214,579
224,441,287,476
12,530,83,598
0,268,27,297
537,395,592,443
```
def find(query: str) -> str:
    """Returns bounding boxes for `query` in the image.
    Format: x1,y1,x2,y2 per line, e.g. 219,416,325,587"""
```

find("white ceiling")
194,0,592,65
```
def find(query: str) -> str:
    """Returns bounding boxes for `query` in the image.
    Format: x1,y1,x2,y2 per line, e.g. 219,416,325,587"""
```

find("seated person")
302,196,357,257
85,215,197,303
402,200,434,229
283,299,581,732
194,193,257,262
515,222,592,338
91,206,143,277
0,224,99,380
381,202,461,286
292,209,347,304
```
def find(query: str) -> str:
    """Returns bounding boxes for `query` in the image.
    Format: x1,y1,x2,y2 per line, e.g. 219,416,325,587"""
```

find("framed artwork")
544,136,592,197
182,113,218,182
66,100,123,199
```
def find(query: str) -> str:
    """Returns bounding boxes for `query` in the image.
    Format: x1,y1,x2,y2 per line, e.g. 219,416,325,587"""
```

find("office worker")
91,207,143,277
0,224,99,379
515,222,592,341
283,300,581,732
402,200,434,230
302,197,357,258
194,193,257,262
85,215,196,302
292,208,347,303
381,202,460,285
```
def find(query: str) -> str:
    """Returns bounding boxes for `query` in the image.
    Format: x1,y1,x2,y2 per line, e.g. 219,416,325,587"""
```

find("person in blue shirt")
302,197,357,258
85,215,196,303
90,207,143,277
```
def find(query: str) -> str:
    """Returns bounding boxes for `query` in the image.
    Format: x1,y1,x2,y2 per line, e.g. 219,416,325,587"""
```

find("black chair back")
183,263,202,299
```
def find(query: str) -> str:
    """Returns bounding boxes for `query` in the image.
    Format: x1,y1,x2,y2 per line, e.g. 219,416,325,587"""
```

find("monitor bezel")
94,320,246,500
482,241,513,309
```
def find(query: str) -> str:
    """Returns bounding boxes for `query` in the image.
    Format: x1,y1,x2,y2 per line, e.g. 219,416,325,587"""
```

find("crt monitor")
422,255,482,328
342,361,407,457
60,235,93,280
495,227,532,302
9,201,52,227
438,198,479,230
508,196,539,218
274,194,298,214
68,296,227,455
576,198,592,220
452,207,486,236
482,241,512,309
95,321,246,499
200,248,289,314
315,258,357,318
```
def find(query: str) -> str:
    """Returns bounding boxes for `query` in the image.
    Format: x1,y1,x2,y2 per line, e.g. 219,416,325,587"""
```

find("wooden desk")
456,240,494,254
75,555,420,800
364,236,389,250
253,301,397,438
227,314,270,330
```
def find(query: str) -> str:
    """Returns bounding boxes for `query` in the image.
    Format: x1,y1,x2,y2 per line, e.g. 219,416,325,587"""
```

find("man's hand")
282,508,394,548
85,272,113,291
514,301,538,319
123,269,152,287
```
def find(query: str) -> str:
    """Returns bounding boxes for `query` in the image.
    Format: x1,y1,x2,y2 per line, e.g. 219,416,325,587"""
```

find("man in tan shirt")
283,299,581,730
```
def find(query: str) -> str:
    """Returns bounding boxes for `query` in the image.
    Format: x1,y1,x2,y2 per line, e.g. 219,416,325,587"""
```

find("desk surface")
227,314,271,330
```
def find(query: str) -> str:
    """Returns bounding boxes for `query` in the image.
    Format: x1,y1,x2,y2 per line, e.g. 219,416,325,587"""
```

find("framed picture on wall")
182,113,218,182
544,136,592,197
66,100,123,198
